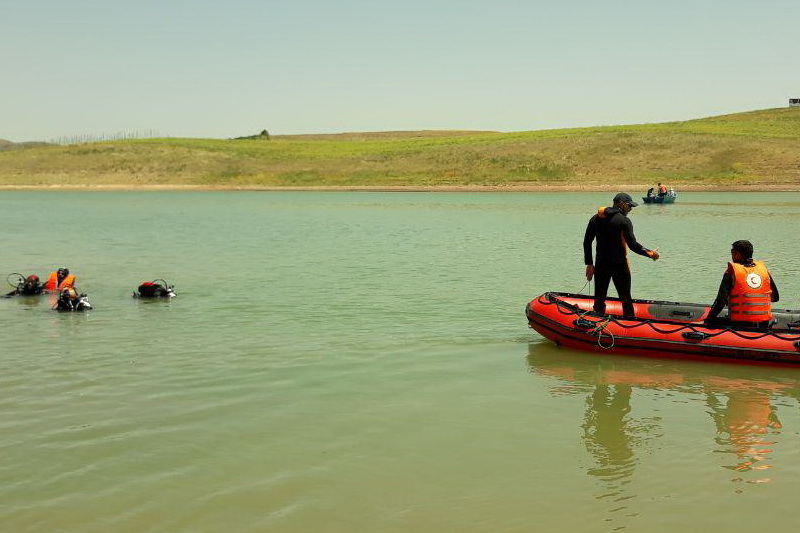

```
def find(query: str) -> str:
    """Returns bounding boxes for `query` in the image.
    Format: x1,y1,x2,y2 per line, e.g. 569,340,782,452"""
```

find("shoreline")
2,183,800,192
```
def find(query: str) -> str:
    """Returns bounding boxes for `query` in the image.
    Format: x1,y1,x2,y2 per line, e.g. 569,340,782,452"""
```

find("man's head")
612,192,638,214
731,240,753,263
57,268,69,280
24,275,40,289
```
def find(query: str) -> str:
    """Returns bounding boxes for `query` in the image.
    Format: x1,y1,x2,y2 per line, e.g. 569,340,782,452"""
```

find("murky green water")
2,191,800,532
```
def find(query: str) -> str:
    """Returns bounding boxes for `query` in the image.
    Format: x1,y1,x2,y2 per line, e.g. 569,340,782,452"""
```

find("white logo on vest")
746,272,763,289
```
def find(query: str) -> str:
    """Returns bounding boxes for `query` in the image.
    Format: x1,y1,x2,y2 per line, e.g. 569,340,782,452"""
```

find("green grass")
2,108,800,188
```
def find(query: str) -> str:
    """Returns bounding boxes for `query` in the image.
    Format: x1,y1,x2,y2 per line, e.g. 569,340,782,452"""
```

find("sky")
2,0,798,141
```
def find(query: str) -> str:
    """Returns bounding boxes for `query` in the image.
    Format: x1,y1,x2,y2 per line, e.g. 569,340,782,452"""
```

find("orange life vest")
658,185,667,194
43,272,76,292
728,261,772,322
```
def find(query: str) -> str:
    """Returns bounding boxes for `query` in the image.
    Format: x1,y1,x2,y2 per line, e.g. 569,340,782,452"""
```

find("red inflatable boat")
526,292,800,366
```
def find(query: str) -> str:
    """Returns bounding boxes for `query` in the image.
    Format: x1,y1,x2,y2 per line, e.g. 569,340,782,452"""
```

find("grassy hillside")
0,139,53,152
2,108,800,189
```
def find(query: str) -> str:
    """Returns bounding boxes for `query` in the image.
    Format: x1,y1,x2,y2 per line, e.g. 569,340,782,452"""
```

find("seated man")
657,182,668,196
5,274,43,297
705,240,779,329
43,268,76,293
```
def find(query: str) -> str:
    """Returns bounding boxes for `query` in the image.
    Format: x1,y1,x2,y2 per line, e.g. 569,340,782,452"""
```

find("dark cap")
731,240,753,259
613,192,638,207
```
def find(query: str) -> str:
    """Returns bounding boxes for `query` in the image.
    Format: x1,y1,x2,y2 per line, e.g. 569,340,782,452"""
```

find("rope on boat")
589,317,615,349
575,278,592,295
538,293,800,342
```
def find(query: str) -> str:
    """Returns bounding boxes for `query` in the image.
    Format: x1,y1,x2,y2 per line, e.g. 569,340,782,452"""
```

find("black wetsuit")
56,294,77,311
705,260,779,329
583,207,654,317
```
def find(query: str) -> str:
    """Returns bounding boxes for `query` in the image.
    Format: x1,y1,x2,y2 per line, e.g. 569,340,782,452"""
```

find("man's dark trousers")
593,266,634,317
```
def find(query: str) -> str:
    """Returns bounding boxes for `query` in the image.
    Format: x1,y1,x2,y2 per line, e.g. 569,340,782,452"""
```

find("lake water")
2,191,800,532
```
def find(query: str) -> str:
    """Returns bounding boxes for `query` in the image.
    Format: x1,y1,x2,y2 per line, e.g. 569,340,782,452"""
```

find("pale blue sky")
3,0,798,141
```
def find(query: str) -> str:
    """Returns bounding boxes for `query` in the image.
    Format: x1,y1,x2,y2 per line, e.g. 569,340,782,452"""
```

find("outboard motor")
134,279,176,298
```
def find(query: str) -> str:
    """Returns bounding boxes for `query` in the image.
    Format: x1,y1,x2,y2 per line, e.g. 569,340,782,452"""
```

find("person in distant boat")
583,192,660,318
705,240,778,329
657,183,668,196
4,274,44,297
43,268,75,293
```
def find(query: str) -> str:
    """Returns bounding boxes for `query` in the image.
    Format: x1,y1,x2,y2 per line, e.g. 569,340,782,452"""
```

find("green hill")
0,139,52,152
2,108,799,189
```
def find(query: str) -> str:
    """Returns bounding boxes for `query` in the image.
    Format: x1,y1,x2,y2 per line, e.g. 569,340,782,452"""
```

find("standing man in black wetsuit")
583,192,660,317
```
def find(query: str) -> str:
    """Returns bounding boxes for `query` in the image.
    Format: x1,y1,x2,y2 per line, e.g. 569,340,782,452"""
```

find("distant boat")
642,188,677,204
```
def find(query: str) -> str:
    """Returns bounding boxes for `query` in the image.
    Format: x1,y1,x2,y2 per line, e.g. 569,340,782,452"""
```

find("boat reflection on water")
705,376,784,478
527,342,800,496
582,380,639,482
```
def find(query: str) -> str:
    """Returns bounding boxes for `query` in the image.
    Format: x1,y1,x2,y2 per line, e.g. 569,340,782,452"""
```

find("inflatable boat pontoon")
526,292,800,366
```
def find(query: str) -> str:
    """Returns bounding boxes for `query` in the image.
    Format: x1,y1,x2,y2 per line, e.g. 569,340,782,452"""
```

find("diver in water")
134,279,176,298
4,274,44,297
43,268,76,293
55,287,92,311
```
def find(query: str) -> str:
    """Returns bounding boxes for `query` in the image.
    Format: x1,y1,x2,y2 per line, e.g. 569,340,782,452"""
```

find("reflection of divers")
527,343,799,494
133,279,176,299
4,273,45,297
